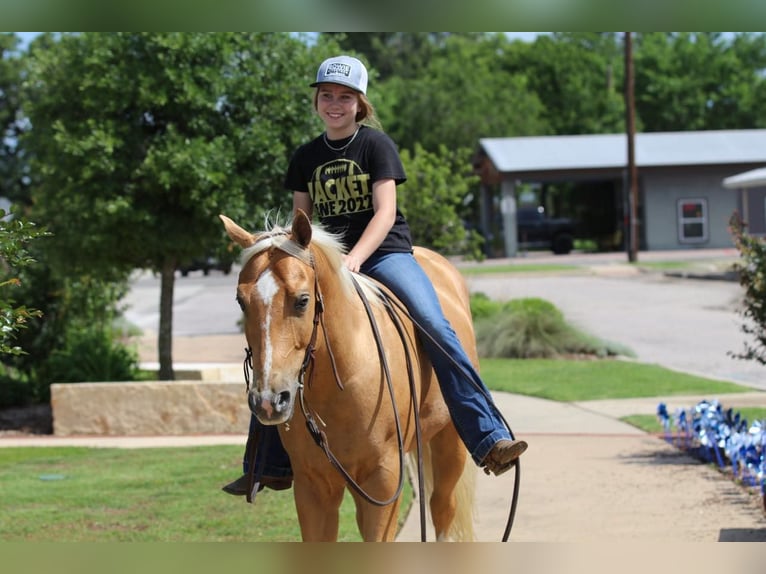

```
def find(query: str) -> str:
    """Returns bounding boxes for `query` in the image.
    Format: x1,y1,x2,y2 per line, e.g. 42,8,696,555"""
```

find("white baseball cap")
311,55,368,95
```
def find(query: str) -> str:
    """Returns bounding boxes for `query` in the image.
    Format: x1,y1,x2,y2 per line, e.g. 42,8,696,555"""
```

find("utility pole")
624,31,639,262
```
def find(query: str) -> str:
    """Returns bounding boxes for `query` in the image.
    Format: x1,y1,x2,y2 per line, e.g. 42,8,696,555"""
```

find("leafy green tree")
634,33,766,131
320,33,548,257
398,144,483,260
22,32,320,379
0,211,46,357
728,212,766,366
377,33,547,154
328,32,458,82
0,33,27,206
502,32,625,136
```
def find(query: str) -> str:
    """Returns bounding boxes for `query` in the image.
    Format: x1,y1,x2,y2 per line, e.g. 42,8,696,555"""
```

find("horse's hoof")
482,439,528,476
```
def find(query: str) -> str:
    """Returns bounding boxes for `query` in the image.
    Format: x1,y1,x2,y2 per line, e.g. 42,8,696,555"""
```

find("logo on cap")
325,62,352,79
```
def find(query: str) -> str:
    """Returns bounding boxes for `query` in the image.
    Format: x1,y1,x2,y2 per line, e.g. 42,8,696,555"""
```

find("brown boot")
481,439,528,477
221,473,293,496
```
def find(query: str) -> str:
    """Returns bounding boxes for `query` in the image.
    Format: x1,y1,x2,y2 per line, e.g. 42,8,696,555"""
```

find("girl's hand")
342,253,362,273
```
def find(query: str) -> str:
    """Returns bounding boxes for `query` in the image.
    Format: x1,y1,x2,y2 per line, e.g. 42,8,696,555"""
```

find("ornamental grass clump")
472,295,631,359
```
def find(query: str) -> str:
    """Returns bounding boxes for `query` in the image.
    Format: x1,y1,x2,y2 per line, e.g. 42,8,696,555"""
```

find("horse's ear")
219,214,256,249
292,208,313,249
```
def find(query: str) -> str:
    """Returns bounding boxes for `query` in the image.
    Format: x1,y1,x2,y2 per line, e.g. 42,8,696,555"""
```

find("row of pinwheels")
657,399,765,502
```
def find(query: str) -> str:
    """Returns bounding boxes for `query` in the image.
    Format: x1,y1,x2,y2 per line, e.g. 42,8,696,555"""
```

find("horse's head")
220,210,319,426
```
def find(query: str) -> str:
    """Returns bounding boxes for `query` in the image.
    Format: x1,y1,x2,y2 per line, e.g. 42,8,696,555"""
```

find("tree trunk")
158,260,176,380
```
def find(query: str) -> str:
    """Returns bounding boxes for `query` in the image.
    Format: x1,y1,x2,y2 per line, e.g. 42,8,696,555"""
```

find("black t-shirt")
284,125,413,253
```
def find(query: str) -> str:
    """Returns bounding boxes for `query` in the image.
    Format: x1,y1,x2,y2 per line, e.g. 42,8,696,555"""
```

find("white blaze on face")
256,270,279,382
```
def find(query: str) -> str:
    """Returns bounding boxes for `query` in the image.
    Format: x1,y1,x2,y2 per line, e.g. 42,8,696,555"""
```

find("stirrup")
482,439,528,476
222,473,293,497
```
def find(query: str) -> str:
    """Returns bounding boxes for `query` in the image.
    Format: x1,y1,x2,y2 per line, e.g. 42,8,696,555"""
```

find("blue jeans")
243,414,292,478
244,250,513,475
362,251,513,465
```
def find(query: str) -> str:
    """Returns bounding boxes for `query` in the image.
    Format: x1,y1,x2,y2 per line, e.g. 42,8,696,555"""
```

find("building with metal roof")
723,165,766,237
474,129,766,257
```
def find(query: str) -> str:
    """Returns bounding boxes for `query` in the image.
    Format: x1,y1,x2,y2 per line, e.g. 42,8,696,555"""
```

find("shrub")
473,295,632,359
0,372,41,409
45,329,139,384
728,212,766,365
469,292,504,320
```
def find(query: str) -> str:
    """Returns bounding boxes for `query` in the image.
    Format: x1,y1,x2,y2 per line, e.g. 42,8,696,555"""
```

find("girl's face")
315,83,360,134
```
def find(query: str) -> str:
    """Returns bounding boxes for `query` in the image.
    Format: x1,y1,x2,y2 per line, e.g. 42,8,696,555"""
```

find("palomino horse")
220,210,477,542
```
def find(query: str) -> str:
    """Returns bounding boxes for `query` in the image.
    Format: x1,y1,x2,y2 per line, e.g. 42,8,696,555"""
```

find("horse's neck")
318,273,371,333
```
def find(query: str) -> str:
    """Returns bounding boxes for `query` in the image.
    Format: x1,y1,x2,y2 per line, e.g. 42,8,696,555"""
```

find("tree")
22,32,320,379
0,33,27,206
328,32,457,82
502,32,625,136
0,210,46,356
377,34,547,154
398,144,483,260
634,33,766,131
728,212,766,366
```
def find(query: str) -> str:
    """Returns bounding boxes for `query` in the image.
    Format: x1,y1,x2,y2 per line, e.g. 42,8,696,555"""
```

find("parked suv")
516,206,577,255
178,254,233,276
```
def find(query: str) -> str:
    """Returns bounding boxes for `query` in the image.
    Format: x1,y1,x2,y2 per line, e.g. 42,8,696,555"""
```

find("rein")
295,262,408,508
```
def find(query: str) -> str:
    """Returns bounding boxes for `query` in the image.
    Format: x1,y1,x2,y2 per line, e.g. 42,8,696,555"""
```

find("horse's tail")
407,446,477,542
450,451,477,542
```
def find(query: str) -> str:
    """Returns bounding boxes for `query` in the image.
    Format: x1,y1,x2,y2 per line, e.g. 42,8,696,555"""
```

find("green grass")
478,357,750,401
459,263,579,275
0,445,403,541
631,261,696,271
457,259,731,277
621,414,665,433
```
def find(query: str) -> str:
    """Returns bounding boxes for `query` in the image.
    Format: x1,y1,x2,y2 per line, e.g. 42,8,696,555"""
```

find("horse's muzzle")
248,388,294,424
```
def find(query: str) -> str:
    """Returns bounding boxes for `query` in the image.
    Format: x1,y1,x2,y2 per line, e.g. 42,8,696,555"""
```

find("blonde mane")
239,216,382,303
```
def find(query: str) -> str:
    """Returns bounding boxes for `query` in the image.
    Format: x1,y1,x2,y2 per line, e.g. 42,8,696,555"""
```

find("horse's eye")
295,293,310,312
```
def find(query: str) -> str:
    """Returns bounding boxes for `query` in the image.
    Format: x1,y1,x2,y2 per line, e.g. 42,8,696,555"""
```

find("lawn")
479,357,749,401
0,445,370,542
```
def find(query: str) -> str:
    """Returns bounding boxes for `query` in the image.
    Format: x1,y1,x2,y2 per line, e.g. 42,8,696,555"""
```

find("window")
677,198,708,244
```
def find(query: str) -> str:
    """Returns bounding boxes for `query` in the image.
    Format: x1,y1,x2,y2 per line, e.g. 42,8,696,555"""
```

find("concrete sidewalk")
395,390,766,542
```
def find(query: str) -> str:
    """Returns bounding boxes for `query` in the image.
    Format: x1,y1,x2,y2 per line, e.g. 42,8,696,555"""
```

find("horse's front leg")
352,495,402,541
350,466,403,541
293,473,345,541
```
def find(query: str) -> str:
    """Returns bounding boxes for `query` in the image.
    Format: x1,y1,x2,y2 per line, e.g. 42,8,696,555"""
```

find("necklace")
323,126,360,155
